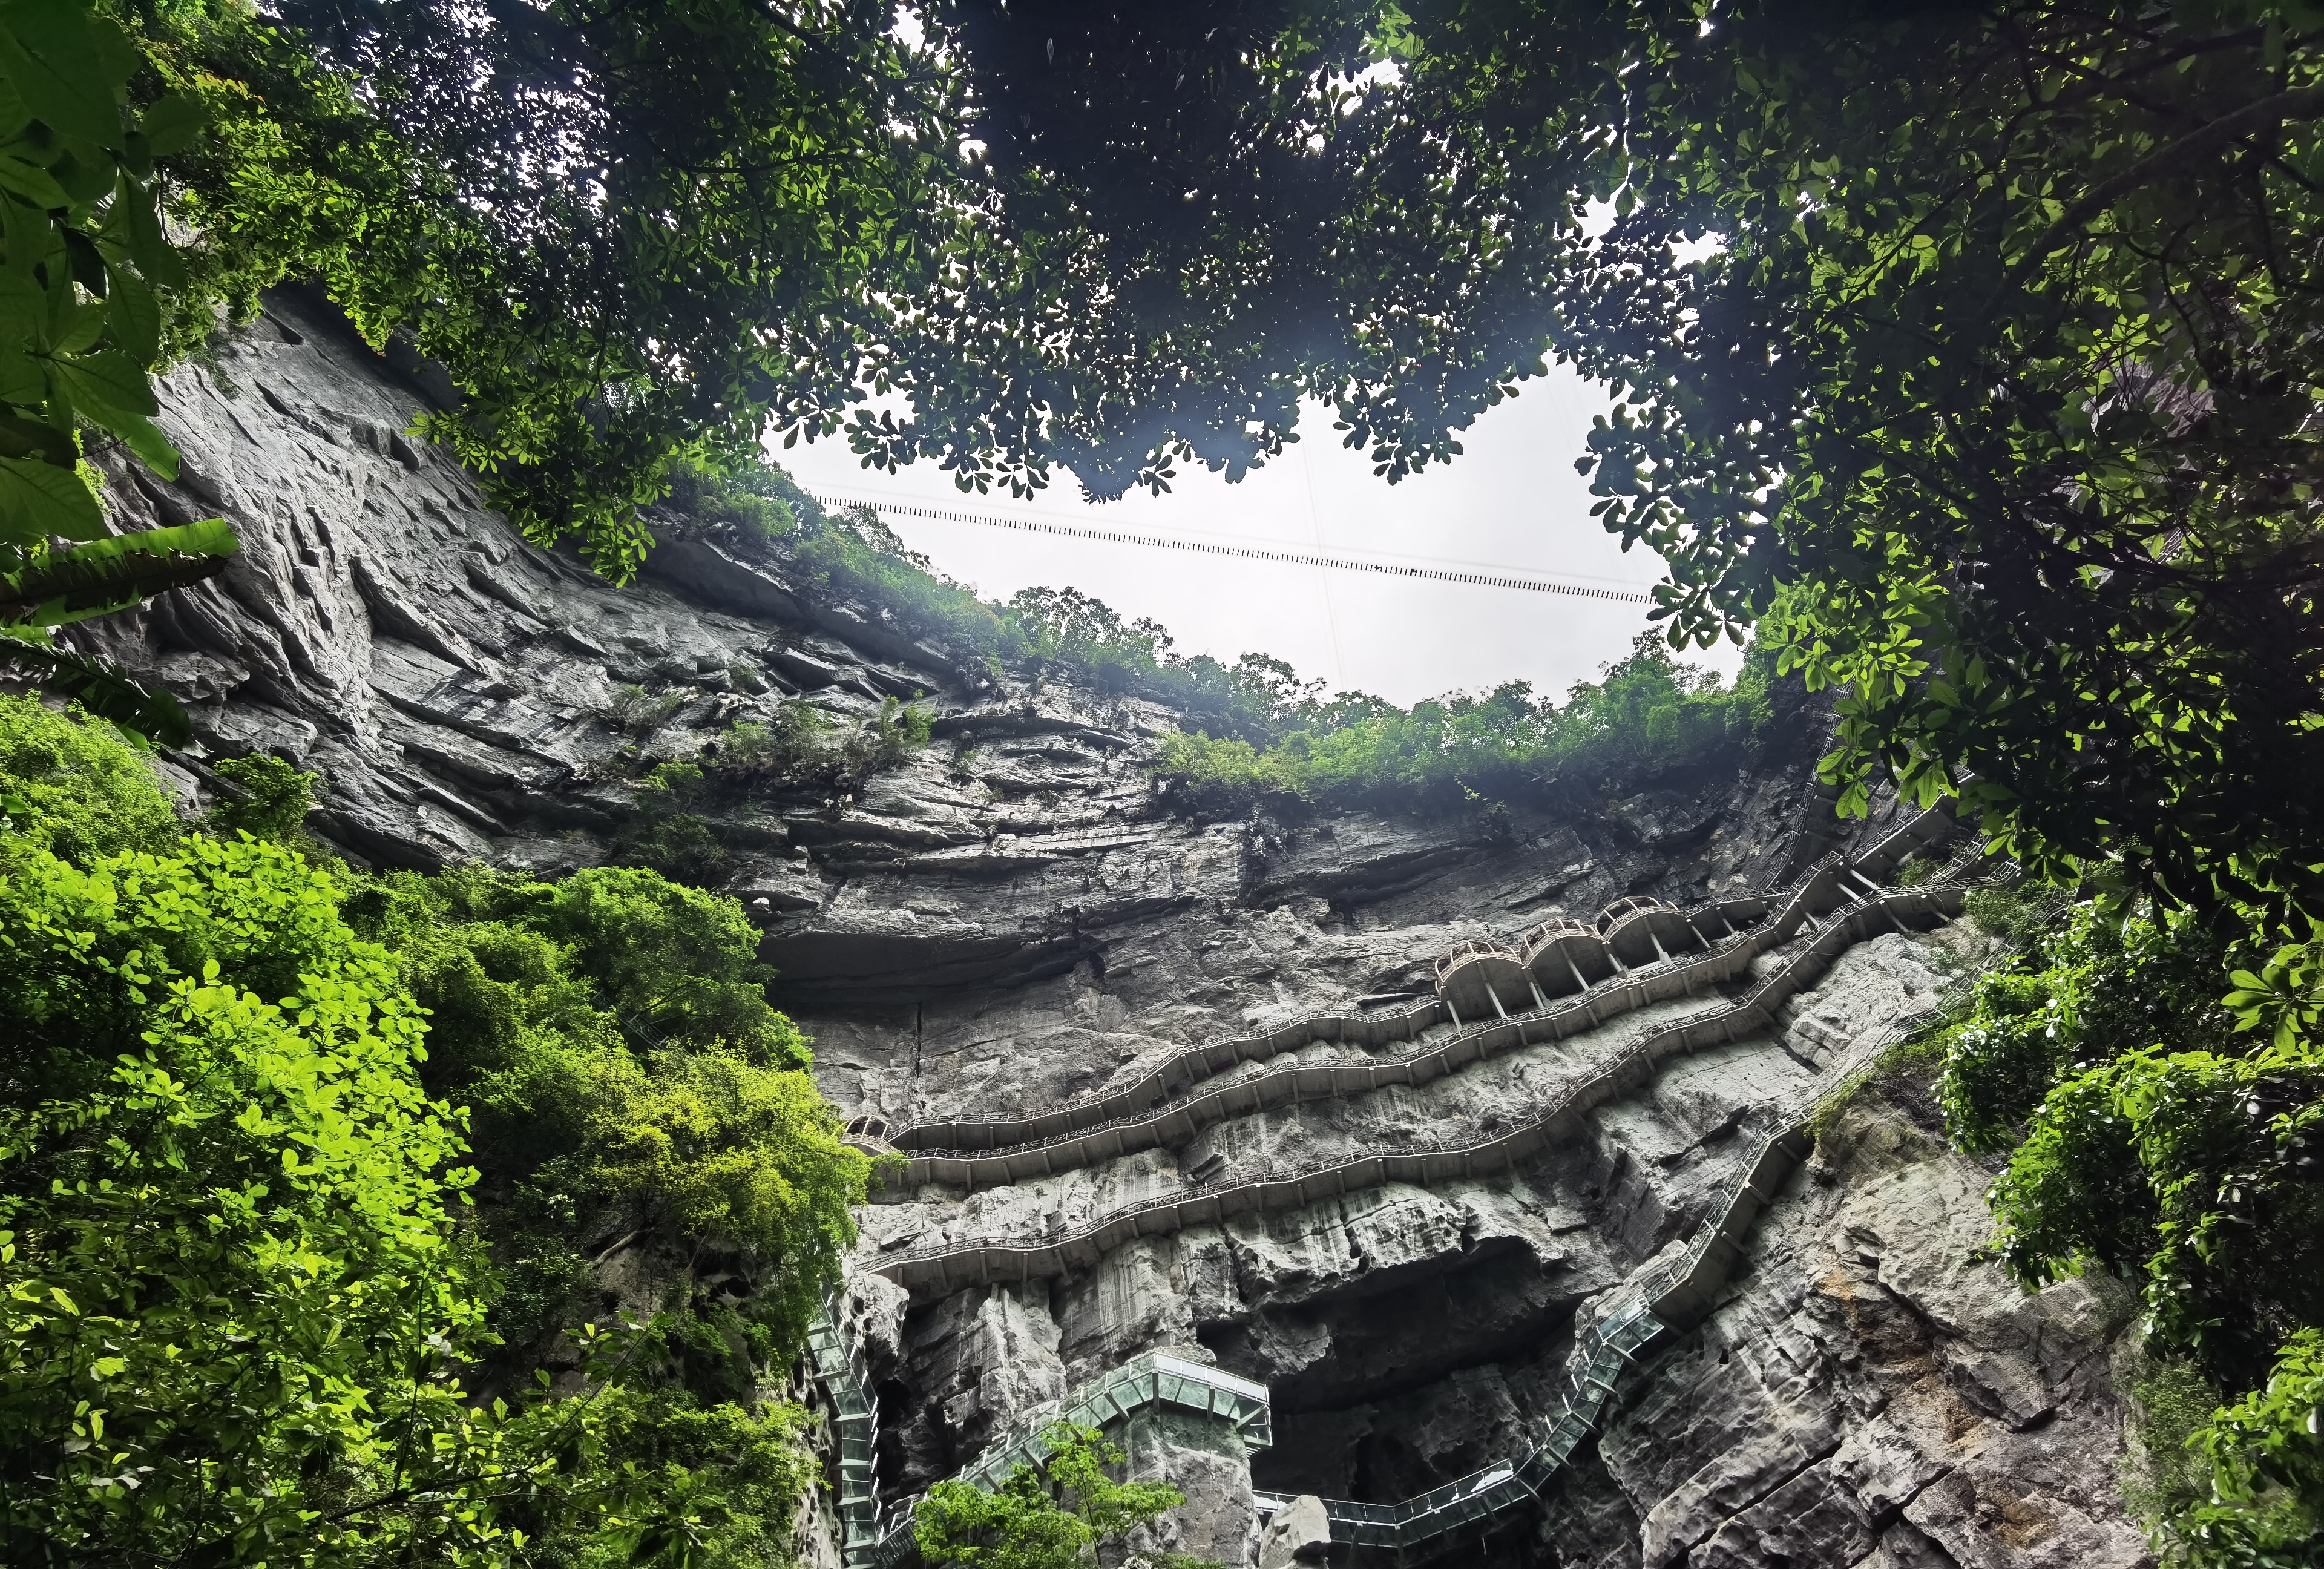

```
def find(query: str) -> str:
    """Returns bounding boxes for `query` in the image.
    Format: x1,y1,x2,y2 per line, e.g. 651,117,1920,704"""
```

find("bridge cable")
804,491,1659,606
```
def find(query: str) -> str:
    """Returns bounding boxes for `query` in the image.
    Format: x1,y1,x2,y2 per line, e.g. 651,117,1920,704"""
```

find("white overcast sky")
777,361,1743,708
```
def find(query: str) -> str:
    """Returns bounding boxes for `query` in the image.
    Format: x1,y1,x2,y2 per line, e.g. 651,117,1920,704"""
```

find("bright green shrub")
1155,632,1771,811
0,694,177,864
2123,1351,2223,1526
915,1424,1212,1569
2,832,365,1100
666,455,798,543
704,696,934,798
1937,904,2324,1561
208,751,320,842
583,1041,863,1335
351,862,861,1358
0,646,855,1569
1960,883,2052,946
1935,907,2322,1378
2173,1329,2324,1565
0,835,540,1563
580,1392,818,1569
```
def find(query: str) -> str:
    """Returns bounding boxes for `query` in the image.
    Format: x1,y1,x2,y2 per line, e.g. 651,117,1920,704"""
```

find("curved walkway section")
805,1310,1274,1569
888,858,1912,1191
883,886,1776,1164
807,800,1986,1564
869,846,1998,1297
1256,883,2075,1559
884,795,1957,1168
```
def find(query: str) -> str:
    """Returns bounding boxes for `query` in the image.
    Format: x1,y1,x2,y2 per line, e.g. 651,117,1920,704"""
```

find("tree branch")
2002,81,2324,292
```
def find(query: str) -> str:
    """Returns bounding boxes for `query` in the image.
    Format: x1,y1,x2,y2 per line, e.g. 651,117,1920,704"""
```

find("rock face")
1533,1067,2148,1569
66,298,2148,1567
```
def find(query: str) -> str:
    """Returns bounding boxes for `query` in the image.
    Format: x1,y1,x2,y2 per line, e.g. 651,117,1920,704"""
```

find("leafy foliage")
708,696,935,794
1935,903,2324,1562
136,0,966,577
914,1423,1213,1569
0,829,559,1564
1156,631,1772,812
1448,1,2324,923
2122,1350,2227,1531
206,748,316,841
2178,1328,2324,1566
0,0,237,739
1,689,861,1568
664,456,798,545
0,689,173,858
349,861,862,1363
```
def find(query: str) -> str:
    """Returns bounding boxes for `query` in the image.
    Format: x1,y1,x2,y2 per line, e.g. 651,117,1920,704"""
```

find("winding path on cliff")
812,801,2027,1566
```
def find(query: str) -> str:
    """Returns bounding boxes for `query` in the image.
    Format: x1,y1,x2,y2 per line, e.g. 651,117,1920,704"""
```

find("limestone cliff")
62,297,2150,1568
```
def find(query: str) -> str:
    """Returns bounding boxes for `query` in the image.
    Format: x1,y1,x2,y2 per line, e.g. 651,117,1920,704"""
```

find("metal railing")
883,804,1972,1163
817,809,2027,1565
806,1294,891,1569
1252,863,2074,1561
799,1339,1275,1569
882,844,1995,1189
884,886,1792,1157
868,848,2009,1295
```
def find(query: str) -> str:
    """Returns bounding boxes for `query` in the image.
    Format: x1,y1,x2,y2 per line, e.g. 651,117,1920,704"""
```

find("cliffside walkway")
862,790,1956,1183
809,801,2010,1564
1254,879,2076,1558
807,1300,1275,1569
867,834,2000,1297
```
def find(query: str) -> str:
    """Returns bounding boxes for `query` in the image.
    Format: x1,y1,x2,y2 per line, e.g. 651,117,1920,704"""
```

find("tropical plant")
0,0,235,740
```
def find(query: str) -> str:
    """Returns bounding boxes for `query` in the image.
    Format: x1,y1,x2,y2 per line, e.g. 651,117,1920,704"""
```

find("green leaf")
102,409,174,477
100,264,154,364
0,337,42,404
136,91,205,158
114,176,180,286
49,347,156,421
0,190,50,276
0,150,65,208
0,0,122,149
48,292,99,353
0,263,40,337
0,629,189,743
46,146,110,203
0,452,99,541
0,406,73,464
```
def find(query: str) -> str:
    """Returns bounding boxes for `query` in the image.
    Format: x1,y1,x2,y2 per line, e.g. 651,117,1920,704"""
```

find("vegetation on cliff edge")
0,694,861,1567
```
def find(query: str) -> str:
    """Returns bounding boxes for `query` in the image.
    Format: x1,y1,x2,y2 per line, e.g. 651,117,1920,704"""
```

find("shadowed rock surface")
64,297,2148,1567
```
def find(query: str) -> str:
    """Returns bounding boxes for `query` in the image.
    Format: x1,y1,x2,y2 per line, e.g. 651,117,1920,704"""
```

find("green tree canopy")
127,2,2324,925
0,693,867,1568
138,0,967,574
914,1424,1213,1569
1454,0,2324,921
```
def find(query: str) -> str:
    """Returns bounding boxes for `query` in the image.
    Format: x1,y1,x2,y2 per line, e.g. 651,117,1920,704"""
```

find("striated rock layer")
64,297,2147,1567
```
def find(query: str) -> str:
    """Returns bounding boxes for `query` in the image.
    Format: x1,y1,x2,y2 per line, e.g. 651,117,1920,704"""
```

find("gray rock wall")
65,298,2147,1567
